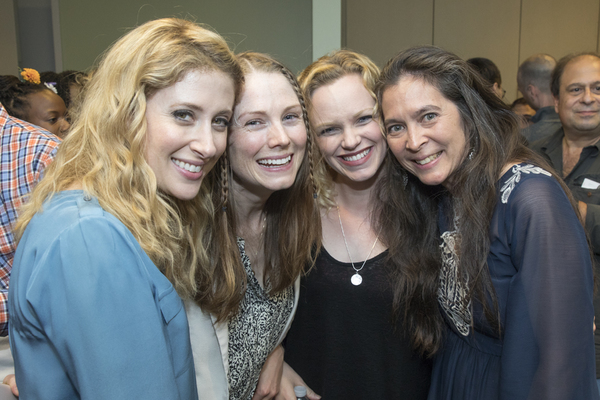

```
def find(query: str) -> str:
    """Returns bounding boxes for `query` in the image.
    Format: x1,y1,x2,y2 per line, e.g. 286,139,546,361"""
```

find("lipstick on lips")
339,146,372,166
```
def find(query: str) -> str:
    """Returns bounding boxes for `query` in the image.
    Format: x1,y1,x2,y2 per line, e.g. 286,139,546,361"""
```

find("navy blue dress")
429,164,598,400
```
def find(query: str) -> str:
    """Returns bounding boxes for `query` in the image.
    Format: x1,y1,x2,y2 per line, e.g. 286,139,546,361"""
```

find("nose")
582,87,594,104
189,123,218,158
267,122,291,148
341,127,360,149
405,126,426,152
60,118,70,135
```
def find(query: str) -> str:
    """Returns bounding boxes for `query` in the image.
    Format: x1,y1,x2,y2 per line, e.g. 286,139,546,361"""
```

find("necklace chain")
242,216,266,266
336,205,379,286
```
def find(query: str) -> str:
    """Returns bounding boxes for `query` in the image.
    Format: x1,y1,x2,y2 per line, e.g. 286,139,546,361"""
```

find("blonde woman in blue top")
9,18,242,400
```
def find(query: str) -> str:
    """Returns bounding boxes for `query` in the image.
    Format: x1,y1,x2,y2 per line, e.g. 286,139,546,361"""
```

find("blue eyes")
283,113,300,121
319,127,337,136
318,115,373,136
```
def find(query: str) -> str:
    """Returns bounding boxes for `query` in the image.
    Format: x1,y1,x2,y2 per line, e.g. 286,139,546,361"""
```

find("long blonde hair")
16,18,243,300
298,50,380,207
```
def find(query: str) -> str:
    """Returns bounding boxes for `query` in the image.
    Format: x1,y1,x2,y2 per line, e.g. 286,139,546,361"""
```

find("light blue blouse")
9,191,197,399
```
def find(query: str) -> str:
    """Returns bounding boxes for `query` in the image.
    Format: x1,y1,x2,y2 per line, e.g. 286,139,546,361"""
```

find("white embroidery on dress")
438,216,472,336
500,164,551,204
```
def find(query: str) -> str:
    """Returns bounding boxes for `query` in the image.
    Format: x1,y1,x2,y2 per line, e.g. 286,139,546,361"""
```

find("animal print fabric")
228,238,294,400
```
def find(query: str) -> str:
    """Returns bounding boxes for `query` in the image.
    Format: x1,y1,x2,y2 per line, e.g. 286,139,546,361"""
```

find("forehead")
561,56,600,87
237,71,297,109
27,90,65,111
312,74,372,106
383,75,444,108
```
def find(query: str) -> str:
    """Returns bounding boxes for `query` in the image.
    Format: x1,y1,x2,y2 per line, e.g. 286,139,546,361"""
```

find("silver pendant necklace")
336,205,379,286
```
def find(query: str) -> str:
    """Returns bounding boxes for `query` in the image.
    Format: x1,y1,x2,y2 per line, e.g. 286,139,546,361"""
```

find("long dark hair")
374,46,574,356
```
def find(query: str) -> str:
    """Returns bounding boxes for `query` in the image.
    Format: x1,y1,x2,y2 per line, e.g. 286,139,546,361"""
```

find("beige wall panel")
57,0,312,74
344,0,434,68
0,0,19,75
520,0,599,61
434,0,521,101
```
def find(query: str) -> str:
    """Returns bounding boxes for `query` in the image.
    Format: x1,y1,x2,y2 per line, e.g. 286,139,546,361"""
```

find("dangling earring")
468,136,478,160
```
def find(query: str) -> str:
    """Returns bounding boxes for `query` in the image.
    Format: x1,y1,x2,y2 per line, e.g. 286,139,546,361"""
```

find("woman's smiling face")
381,75,468,189
144,68,234,201
310,74,386,185
227,71,307,198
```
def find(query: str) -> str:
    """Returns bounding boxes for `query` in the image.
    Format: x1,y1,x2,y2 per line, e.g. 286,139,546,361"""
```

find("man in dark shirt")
528,52,600,390
518,54,562,142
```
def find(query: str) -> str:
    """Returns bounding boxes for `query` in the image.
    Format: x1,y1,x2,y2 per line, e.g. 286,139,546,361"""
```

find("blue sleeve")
18,215,191,399
500,175,598,399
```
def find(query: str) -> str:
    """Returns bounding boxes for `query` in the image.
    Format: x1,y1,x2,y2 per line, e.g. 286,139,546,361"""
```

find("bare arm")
252,345,285,400
275,362,320,400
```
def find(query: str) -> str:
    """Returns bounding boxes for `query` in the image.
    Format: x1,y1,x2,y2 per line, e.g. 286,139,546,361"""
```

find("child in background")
0,75,70,138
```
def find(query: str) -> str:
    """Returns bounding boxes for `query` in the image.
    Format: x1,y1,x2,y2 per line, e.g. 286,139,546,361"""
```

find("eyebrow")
179,102,232,117
236,103,302,120
412,105,441,117
236,110,267,121
383,104,441,125
178,102,203,112
283,104,303,114
314,107,373,128
383,117,402,126
352,107,374,119
41,110,60,118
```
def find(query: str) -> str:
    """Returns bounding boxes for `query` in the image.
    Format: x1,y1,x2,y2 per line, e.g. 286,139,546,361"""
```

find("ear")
554,95,560,113
492,82,502,98
526,84,537,99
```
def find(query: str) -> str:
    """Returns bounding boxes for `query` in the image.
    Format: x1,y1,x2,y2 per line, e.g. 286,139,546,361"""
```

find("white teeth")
342,148,370,162
258,155,291,166
416,151,441,165
173,159,202,173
